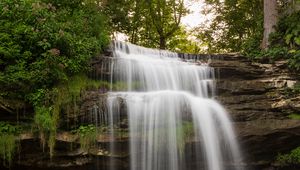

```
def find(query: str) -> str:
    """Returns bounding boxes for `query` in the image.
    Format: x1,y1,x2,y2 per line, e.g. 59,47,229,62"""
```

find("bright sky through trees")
182,0,213,29
116,0,213,41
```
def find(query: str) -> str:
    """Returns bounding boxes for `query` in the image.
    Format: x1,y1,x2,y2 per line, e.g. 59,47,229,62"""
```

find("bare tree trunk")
159,36,166,49
261,0,278,49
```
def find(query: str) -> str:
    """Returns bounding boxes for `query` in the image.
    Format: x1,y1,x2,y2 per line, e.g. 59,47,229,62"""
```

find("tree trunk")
261,0,278,49
159,36,166,49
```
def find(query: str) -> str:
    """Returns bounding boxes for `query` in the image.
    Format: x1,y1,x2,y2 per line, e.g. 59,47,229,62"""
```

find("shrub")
0,122,19,167
76,125,97,151
277,147,300,166
0,0,110,105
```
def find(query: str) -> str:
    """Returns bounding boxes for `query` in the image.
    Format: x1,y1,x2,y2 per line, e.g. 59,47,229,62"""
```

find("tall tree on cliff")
145,0,187,49
261,0,279,49
197,0,264,53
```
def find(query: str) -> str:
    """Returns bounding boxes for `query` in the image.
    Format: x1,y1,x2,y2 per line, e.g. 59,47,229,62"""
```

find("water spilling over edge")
104,41,244,170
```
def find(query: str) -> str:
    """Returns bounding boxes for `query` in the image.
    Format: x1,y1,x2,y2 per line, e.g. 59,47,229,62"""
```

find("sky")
182,0,205,28
182,0,214,29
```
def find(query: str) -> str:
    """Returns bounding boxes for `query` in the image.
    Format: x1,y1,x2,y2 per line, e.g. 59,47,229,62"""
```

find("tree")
197,0,264,53
261,0,279,49
145,0,187,49
0,0,109,106
105,0,188,50
168,26,204,53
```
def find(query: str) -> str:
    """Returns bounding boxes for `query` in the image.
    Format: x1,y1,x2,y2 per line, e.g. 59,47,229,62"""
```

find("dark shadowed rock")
210,55,300,167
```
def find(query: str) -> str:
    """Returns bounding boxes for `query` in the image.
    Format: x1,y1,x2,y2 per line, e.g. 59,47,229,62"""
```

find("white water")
106,41,243,170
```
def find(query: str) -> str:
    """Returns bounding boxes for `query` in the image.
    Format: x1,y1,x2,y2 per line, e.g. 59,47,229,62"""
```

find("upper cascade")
110,41,215,98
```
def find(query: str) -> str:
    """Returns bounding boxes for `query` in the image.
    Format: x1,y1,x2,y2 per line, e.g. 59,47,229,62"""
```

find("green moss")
266,91,279,98
288,114,300,120
34,107,56,132
76,125,97,151
0,122,18,167
0,135,16,167
31,74,141,157
48,132,56,158
34,106,56,154
66,75,109,98
32,74,112,157
277,146,300,166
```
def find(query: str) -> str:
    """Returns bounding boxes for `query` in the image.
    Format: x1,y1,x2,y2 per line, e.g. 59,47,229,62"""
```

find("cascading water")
105,41,243,170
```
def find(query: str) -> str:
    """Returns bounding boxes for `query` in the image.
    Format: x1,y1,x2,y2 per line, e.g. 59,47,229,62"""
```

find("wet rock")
272,96,300,112
211,55,300,166
7,53,300,169
56,132,77,142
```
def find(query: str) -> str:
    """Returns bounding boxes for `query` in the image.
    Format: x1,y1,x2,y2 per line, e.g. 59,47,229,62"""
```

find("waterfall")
105,41,243,170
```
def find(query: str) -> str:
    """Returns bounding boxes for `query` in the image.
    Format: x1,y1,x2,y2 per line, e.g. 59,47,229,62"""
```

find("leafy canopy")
0,0,110,102
105,0,189,50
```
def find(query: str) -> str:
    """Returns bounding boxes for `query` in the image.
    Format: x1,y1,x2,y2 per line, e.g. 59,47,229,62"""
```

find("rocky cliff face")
3,53,300,169
87,53,300,168
210,54,300,168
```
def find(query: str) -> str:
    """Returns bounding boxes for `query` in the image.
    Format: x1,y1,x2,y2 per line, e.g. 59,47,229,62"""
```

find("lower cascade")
103,41,243,170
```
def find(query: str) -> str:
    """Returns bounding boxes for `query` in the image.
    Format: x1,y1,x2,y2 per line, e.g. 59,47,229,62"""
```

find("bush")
243,10,300,71
277,147,300,166
0,122,19,167
76,125,97,151
1,0,110,158
269,11,300,70
0,0,110,104
34,106,56,156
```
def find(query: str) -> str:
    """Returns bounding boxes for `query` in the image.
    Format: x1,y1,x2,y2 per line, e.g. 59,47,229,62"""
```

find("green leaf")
289,49,297,53
294,37,300,46
285,34,293,45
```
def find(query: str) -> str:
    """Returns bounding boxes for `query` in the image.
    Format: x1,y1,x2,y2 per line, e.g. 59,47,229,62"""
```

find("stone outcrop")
210,54,300,168
3,53,300,169
77,53,300,168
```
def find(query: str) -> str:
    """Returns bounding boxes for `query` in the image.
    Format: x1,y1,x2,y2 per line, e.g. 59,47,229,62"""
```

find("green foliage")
0,0,110,104
105,0,188,49
0,122,19,135
145,0,187,49
0,0,110,162
288,114,300,120
277,146,300,166
246,46,289,61
30,73,126,157
0,135,16,167
198,0,300,67
34,106,56,156
240,33,264,59
76,125,97,151
31,74,113,157
268,11,300,70
27,89,49,107
283,84,300,97
198,0,263,53
241,5,300,70
0,122,18,167
289,50,300,70
34,106,56,132
168,27,204,54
